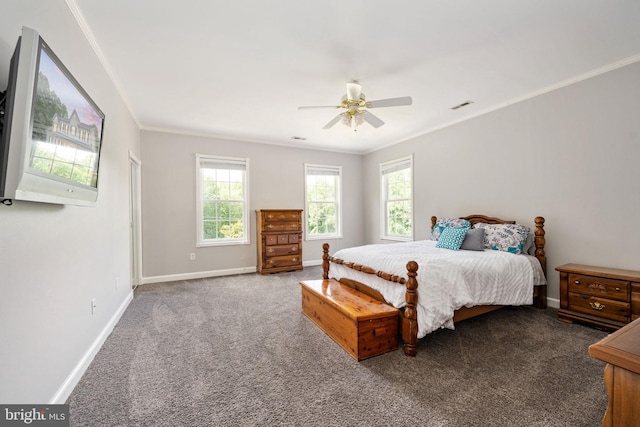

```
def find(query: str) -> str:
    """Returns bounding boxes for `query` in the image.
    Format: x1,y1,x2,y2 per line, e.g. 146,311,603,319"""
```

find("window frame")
304,163,342,241
195,154,250,247
380,154,414,241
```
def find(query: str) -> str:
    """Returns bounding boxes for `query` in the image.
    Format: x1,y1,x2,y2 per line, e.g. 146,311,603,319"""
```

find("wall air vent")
451,101,474,110
291,136,307,141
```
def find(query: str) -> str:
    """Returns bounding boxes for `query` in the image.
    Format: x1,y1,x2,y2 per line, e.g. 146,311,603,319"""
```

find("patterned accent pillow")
435,226,469,251
430,218,472,241
474,223,530,254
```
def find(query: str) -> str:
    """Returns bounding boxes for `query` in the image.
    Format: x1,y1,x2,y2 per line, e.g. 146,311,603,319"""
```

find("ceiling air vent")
451,101,474,110
291,136,307,141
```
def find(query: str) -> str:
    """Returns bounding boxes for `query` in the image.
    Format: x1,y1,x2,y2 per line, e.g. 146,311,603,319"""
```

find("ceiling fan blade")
298,105,341,110
362,111,385,128
366,96,413,108
346,82,362,101
322,114,343,129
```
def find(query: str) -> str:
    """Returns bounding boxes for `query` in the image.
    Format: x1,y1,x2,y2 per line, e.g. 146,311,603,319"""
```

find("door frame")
129,151,143,289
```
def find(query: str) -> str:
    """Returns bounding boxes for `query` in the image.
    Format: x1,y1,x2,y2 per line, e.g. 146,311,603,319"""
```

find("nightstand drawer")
568,292,629,323
569,273,629,301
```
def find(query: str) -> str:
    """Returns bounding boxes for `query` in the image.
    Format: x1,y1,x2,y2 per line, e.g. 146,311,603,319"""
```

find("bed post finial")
403,260,419,357
431,216,437,230
322,243,330,280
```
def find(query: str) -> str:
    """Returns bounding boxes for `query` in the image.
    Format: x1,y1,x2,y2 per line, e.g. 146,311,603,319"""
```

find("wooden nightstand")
556,264,640,331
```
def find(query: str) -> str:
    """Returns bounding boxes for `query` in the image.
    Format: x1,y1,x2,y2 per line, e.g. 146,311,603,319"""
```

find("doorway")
129,152,142,289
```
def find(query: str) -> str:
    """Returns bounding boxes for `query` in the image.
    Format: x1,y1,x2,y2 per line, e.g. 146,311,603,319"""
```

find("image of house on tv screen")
30,47,104,189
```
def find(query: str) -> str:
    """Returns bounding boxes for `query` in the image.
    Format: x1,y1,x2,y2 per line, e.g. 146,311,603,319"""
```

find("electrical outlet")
190,253,196,261
91,298,97,315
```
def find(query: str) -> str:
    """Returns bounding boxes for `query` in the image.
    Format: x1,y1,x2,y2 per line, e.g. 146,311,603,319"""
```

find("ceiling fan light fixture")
340,111,364,131
299,81,412,131
354,111,365,127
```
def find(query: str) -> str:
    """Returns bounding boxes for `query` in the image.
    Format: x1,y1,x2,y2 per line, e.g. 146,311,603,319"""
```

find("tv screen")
0,27,105,206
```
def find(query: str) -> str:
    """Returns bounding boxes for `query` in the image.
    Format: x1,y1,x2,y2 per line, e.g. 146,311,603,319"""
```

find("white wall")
363,61,640,304
0,2,140,403
140,131,364,280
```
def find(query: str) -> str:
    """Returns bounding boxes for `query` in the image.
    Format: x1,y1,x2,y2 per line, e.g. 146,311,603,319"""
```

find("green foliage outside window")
306,172,339,237
384,167,412,237
201,167,246,240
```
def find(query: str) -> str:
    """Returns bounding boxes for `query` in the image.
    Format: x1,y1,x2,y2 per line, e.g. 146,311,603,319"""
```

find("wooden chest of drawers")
256,209,303,274
557,264,640,331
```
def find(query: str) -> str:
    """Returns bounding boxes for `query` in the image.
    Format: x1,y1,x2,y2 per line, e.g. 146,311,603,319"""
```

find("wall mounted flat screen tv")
0,27,105,206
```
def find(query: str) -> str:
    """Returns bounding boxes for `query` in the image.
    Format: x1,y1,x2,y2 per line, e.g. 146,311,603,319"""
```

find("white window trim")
195,154,250,247
304,163,342,241
380,154,414,241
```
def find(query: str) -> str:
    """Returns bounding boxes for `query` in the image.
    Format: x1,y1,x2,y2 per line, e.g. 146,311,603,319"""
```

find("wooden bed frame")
321,214,547,357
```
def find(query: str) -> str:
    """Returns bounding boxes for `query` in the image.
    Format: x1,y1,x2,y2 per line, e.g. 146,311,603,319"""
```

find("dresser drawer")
568,273,629,302
263,211,300,222
265,254,301,269
568,292,630,323
276,234,299,244
263,221,300,232
265,244,299,256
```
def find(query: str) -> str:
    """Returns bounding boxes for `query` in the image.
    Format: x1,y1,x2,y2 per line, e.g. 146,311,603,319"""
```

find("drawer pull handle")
587,283,606,292
574,280,580,284
292,258,298,262
268,214,274,219
291,224,297,229
291,246,298,251
615,287,621,292
267,224,274,229
589,302,605,311
268,248,274,253
268,260,275,265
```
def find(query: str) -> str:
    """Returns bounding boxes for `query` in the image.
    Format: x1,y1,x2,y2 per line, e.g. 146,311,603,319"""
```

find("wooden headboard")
430,214,547,277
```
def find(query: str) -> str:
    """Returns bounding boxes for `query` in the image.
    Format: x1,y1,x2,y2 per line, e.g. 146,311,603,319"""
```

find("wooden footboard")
321,215,547,357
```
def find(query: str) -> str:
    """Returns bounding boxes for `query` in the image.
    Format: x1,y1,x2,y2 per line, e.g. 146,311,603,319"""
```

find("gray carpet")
67,266,609,426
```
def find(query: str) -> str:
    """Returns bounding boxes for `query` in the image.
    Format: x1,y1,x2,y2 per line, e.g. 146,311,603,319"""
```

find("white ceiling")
69,0,640,154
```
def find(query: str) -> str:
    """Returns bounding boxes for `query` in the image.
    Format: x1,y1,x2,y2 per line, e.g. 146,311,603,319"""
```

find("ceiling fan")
298,81,412,131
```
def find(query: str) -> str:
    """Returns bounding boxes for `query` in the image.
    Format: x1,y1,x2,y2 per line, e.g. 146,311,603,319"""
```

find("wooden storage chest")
256,209,303,274
300,279,399,361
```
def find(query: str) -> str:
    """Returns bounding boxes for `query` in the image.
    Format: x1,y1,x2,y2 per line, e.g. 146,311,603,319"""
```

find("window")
196,155,249,246
380,155,413,240
305,163,342,240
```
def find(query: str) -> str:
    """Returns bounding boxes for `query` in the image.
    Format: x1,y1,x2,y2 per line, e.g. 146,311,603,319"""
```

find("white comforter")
329,240,546,339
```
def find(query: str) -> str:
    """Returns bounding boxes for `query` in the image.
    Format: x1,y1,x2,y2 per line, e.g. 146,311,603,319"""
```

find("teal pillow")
435,226,469,251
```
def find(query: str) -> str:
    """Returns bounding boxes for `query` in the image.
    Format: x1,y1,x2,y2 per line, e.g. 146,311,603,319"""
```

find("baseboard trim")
50,290,133,404
546,297,560,309
142,261,326,285
142,266,257,285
